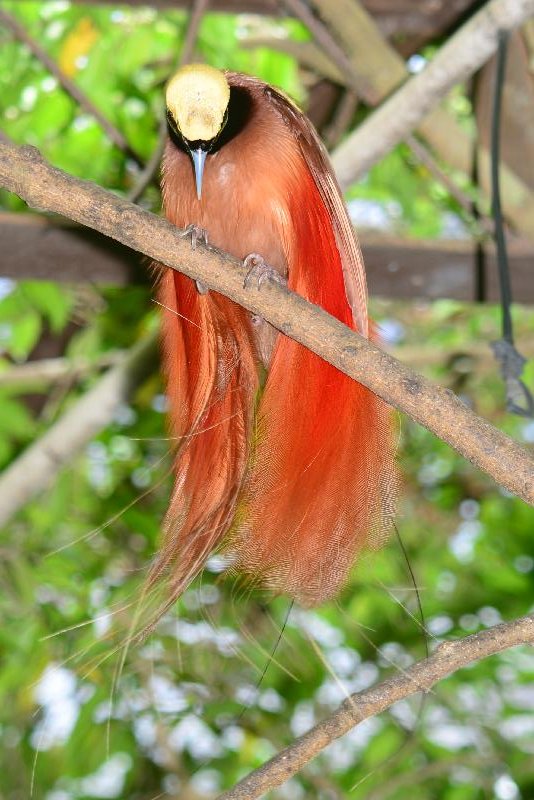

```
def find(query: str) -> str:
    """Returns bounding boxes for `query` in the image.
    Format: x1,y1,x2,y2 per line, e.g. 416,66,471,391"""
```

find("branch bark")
0,141,533,507
216,613,534,799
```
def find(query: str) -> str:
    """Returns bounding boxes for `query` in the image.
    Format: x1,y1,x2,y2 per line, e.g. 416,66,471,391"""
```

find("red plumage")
154,70,396,607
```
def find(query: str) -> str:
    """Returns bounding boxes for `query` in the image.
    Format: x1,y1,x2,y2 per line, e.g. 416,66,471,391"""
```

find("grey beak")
191,147,207,200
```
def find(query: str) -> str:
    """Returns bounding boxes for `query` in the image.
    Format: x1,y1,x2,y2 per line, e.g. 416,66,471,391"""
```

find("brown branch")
4,210,534,301
0,141,533,506
217,613,534,799
0,8,144,167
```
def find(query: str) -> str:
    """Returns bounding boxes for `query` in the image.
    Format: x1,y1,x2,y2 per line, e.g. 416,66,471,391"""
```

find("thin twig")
126,112,167,204
180,0,210,64
127,0,210,203
1,142,533,507
0,8,143,166
366,754,494,800
304,767,346,799
217,613,534,799
406,134,495,238
323,89,359,149
0,352,123,389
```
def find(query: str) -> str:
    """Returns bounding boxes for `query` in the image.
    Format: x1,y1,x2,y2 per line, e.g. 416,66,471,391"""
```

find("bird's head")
166,64,230,199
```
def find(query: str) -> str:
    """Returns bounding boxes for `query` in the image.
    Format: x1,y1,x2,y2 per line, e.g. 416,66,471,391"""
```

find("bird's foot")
181,224,209,294
243,253,286,291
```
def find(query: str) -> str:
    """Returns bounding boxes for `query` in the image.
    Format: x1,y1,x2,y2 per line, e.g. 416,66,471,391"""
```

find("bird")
153,63,396,612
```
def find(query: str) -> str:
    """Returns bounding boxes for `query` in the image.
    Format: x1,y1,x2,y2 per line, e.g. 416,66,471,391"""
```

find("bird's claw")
195,280,209,295
181,224,209,294
243,253,286,290
181,223,208,250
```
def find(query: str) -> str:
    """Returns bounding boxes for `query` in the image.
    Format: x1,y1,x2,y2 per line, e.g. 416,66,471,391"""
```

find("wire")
490,31,534,418
491,32,513,342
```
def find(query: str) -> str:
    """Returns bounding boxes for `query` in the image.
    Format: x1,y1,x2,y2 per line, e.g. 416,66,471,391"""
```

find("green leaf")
9,312,41,360
0,394,36,439
21,281,73,333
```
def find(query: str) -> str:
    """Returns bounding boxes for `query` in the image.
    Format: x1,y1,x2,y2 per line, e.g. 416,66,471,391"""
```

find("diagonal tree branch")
260,1,497,236
179,0,210,63
0,141,533,508
331,0,534,189
217,613,534,799
248,1,510,235
0,331,158,529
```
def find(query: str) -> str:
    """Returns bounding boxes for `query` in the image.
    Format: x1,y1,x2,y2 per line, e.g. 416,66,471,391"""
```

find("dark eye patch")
214,86,253,151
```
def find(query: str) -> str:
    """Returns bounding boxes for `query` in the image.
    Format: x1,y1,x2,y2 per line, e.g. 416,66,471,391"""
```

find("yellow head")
166,64,230,143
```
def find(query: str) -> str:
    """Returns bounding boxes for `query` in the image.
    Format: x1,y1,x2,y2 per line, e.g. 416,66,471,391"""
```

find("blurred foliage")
0,3,534,800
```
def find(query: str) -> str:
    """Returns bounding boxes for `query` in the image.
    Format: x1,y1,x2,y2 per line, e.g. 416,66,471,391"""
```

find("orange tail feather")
153,268,258,596
227,171,396,605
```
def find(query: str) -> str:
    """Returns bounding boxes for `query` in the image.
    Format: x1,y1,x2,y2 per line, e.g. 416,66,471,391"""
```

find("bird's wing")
265,85,368,337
